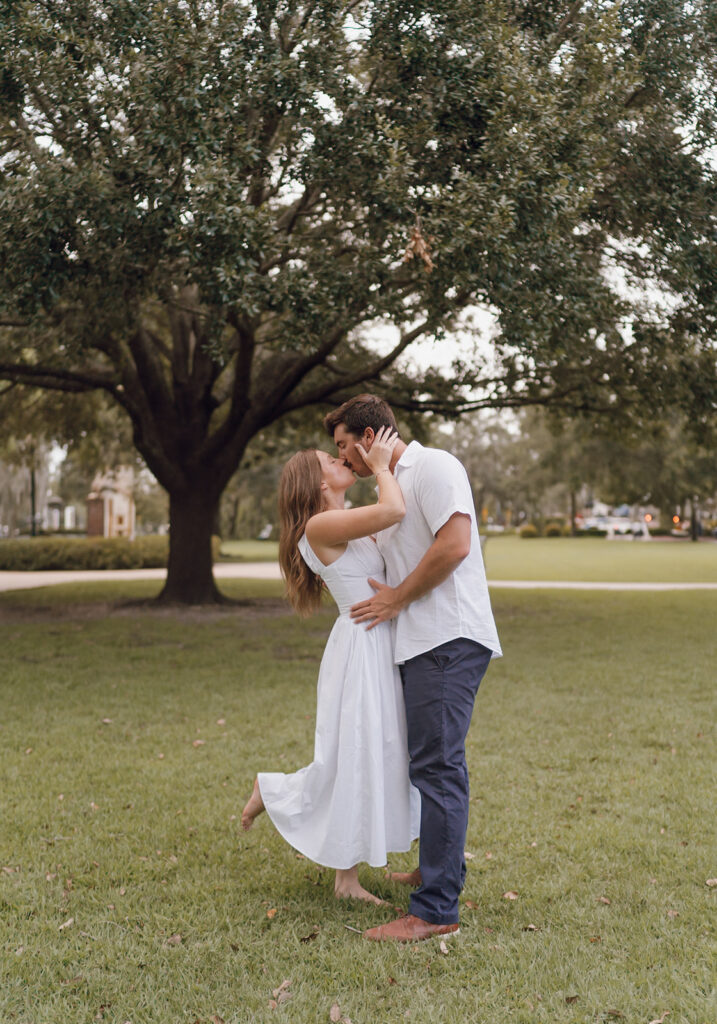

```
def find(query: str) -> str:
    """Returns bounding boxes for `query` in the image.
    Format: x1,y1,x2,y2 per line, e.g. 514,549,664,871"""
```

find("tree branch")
277,317,437,413
0,361,117,393
551,1,585,51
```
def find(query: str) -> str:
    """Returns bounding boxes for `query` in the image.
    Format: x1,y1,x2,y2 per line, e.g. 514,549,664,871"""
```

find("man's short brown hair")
323,393,399,439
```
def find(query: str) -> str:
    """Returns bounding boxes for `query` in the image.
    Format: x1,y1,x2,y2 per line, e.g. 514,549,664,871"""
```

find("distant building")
86,467,136,539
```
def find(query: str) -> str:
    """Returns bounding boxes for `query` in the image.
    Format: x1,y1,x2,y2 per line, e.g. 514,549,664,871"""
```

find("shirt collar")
395,440,423,471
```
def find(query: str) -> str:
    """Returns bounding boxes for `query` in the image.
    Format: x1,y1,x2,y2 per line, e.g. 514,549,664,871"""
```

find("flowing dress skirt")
258,614,420,869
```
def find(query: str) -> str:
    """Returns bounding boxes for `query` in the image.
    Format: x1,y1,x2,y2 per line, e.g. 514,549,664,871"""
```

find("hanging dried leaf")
402,220,434,273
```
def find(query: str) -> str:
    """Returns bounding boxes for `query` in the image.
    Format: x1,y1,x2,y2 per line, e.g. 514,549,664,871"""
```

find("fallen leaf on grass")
269,979,291,1008
192,739,205,748
1,866,18,875
330,1002,351,1023
299,927,319,943
59,917,74,930
647,1014,669,1024
61,975,83,986
25,747,33,755
166,933,182,946
666,910,679,918
596,896,611,905
503,891,519,900
210,1016,225,1024
565,995,578,1004
102,718,112,724
463,851,475,860
464,901,479,910
266,908,277,919
216,718,226,726
522,924,539,932
438,940,449,955
387,977,397,985
705,878,717,887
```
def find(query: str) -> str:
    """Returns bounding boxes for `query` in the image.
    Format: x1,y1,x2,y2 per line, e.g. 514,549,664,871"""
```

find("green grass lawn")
482,535,717,583
219,539,279,563
1,581,715,1024
216,534,717,584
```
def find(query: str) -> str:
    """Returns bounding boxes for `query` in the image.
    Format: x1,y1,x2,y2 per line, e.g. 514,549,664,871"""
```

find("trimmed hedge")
519,523,539,538
0,536,170,571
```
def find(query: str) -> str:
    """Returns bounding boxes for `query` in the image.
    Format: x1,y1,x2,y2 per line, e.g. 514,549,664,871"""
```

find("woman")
241,427,420,903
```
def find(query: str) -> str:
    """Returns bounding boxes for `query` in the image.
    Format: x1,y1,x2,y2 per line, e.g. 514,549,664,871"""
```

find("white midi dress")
257,534,420,869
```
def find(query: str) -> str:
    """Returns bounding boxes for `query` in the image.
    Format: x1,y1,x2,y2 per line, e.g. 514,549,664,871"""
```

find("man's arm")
350,513,471,629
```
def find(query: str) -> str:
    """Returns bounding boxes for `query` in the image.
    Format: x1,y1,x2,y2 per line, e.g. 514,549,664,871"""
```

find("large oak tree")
1,0,715,600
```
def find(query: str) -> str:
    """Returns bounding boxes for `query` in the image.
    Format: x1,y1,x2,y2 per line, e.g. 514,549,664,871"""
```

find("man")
324,394,502,943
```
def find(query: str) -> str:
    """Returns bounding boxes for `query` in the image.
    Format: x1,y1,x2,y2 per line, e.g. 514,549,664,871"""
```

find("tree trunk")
159,488,223,604
690,496,700,543
30,464,37,536
570,490,577,535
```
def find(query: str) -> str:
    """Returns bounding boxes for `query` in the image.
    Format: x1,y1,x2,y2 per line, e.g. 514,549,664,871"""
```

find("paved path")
1,564,716,593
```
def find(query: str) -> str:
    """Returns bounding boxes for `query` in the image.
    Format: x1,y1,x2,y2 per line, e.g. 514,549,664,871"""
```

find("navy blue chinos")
400,637,492,925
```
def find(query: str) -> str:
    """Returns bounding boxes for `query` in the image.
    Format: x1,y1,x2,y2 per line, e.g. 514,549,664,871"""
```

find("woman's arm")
306,429,404,556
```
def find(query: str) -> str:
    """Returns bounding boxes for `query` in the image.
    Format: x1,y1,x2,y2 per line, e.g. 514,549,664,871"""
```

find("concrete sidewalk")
1,564,716,593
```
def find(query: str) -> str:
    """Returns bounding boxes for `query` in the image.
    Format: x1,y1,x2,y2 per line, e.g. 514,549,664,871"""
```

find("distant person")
241,427,420,903
324,394,501,943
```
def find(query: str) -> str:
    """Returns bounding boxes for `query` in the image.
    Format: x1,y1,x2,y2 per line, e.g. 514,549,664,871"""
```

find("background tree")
1,1,715,600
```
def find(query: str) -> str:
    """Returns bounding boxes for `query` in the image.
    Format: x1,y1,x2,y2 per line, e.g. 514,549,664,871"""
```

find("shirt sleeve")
413,450,476,536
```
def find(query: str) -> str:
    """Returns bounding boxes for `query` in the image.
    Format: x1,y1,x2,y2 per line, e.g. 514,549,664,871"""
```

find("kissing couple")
241,394,501,942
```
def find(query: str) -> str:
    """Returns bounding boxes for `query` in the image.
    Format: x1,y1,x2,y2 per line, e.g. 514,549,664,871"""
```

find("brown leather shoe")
363,913,460,943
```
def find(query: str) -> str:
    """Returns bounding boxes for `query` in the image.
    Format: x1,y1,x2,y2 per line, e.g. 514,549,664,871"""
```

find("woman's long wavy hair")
278,449,325,616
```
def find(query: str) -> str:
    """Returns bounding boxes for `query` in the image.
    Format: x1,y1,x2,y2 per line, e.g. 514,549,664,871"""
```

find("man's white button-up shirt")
375,441,502,665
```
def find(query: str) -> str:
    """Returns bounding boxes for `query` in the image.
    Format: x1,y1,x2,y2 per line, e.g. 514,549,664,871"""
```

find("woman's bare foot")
240,778,265,831
334,866,384,905
385,867,422,887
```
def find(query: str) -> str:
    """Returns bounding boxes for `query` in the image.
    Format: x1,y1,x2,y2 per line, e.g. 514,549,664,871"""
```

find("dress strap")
298,534,324,575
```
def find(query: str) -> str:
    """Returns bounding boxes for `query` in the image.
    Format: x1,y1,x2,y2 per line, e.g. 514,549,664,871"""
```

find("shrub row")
0,536,170,571
519,523,574,538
